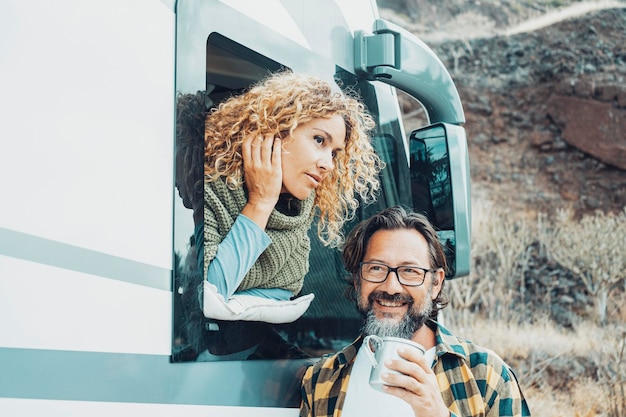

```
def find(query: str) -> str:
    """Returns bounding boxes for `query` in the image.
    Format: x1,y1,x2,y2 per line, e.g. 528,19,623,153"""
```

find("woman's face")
280,115,346,200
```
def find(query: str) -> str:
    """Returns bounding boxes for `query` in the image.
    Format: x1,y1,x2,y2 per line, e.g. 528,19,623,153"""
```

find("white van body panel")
0,398,298,416
0,0,175,268
0,255,171,355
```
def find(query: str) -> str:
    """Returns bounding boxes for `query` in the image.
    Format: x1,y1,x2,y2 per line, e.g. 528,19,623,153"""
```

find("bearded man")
300,206,530,417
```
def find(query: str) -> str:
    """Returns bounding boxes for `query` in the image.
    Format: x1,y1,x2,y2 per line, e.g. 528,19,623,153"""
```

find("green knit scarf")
203,178,315,295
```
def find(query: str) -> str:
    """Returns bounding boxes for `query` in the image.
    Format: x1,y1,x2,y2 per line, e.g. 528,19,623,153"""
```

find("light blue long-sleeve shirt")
194,216,293,300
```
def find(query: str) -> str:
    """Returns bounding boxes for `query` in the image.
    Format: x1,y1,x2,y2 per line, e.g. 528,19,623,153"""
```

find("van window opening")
172,32,418,363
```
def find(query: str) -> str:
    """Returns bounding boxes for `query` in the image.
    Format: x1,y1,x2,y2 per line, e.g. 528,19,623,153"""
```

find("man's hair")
342,206,449,319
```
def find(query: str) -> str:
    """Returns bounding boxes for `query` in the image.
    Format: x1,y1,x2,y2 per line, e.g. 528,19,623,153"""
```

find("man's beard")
357,284,433,340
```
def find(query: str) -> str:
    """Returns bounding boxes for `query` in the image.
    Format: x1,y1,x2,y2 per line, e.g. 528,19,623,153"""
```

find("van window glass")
409,126,456,275
172,36,413,362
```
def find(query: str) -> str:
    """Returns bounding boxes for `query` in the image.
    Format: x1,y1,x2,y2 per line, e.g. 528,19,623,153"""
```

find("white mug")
362,335,425,392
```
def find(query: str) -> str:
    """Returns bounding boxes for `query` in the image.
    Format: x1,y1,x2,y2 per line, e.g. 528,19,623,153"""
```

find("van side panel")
0,399,298,417
0,0,174,268
0,0,204,414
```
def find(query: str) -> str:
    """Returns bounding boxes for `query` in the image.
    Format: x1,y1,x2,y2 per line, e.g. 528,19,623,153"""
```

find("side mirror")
409,123,471,278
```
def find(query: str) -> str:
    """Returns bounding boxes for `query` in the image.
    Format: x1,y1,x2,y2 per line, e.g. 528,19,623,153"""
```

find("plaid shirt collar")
331,320,465,367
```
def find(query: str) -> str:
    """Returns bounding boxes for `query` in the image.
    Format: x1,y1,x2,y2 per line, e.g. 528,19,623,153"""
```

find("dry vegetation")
444,203,626,416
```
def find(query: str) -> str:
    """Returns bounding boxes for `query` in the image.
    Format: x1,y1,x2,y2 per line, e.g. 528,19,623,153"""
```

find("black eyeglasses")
359,262,436,287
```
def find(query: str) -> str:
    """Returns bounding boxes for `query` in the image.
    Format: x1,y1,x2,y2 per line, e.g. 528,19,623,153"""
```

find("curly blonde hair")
204,71,383,247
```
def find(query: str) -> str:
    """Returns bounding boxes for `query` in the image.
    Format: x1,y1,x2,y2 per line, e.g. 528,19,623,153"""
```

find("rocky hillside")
379,0,626,217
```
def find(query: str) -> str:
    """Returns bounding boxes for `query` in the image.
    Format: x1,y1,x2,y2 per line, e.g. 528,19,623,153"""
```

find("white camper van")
0,0,470,415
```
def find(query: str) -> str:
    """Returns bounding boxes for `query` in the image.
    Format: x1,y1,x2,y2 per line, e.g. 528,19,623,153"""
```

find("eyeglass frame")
358,261,438,287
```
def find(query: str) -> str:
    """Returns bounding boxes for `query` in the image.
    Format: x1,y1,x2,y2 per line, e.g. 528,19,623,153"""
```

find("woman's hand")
381,347,450,417
240,134,282,229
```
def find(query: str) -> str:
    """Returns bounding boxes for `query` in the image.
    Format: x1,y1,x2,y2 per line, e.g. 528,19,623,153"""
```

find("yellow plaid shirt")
300,321,530,417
